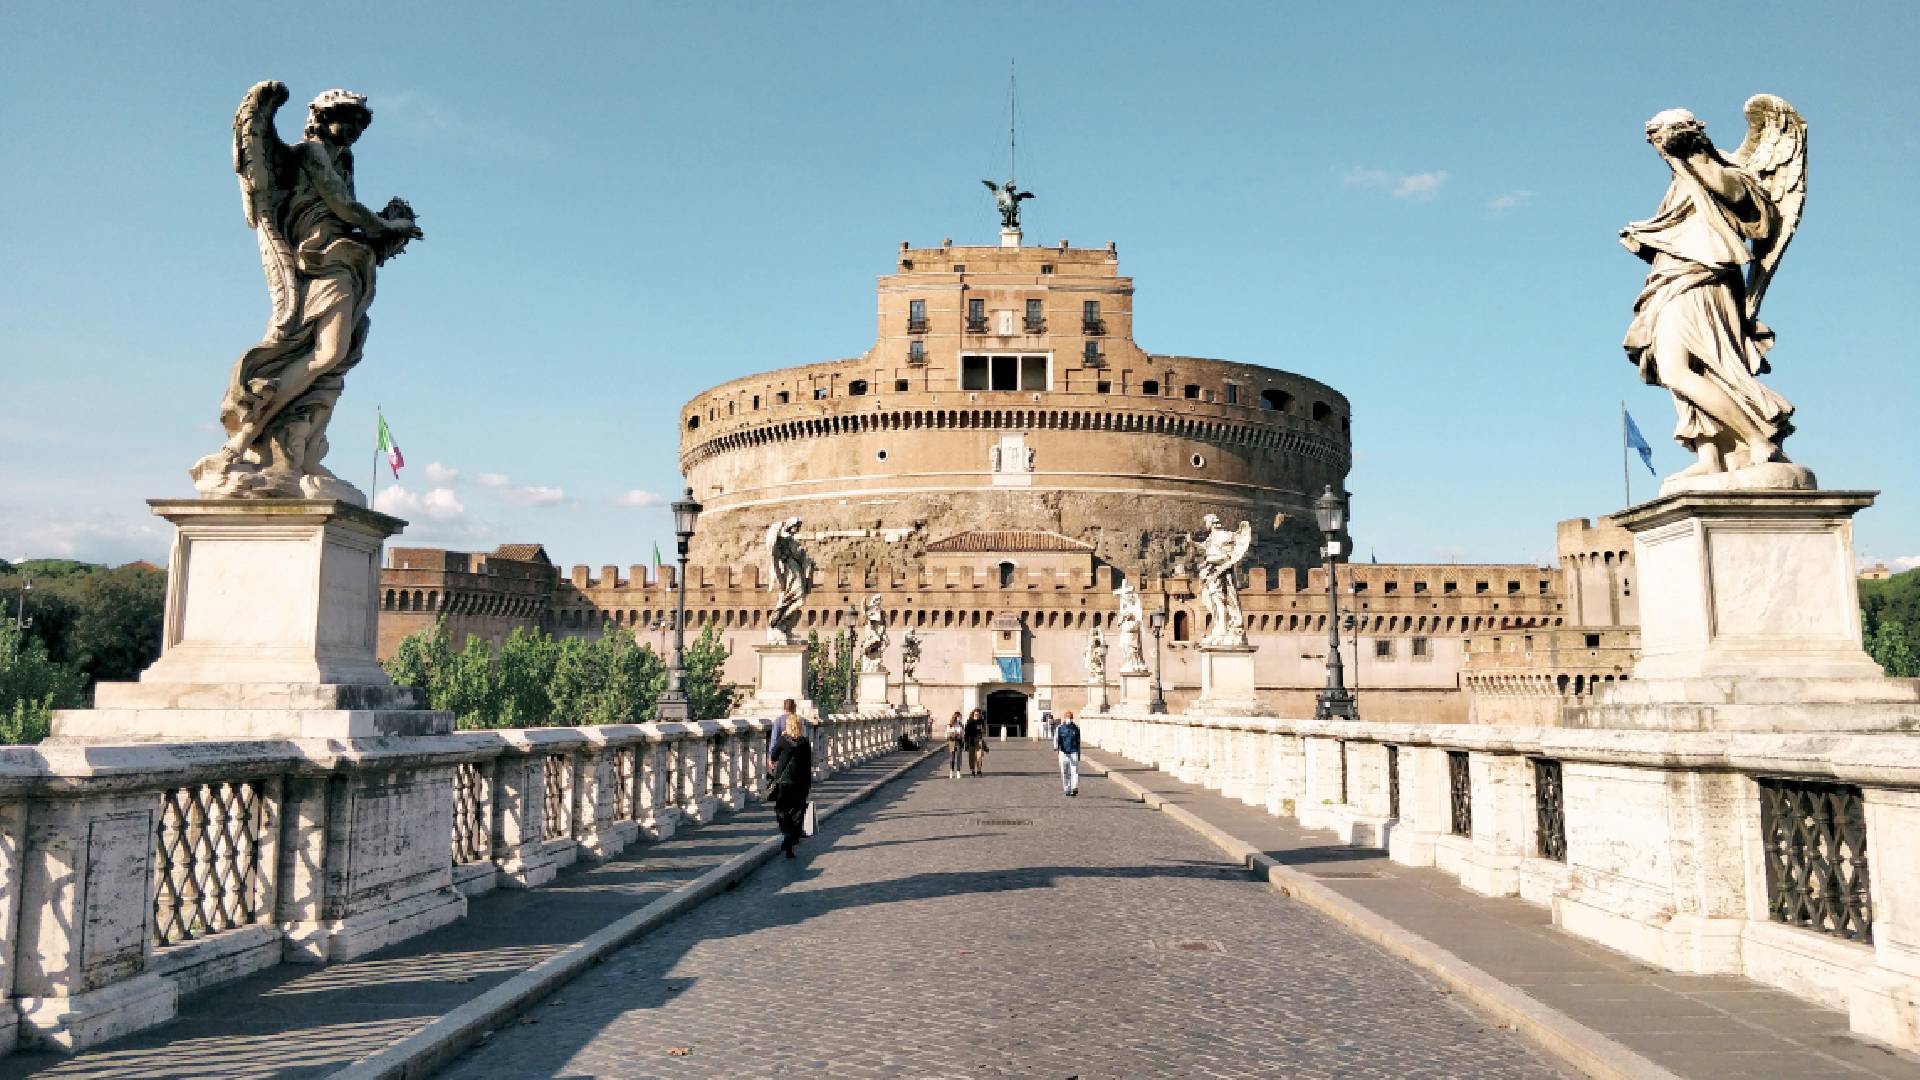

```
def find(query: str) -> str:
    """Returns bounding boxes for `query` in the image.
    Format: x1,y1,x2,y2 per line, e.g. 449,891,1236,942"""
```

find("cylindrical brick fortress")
679,242,1350,574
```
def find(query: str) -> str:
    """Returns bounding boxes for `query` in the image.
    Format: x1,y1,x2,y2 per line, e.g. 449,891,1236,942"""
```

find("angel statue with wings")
1194,515,1254,647
191,82,423,502
1112,582,1148,675
765,517,810,644
1084,626,1108,683
899,628,921,682
858,595,889,674
982,178,1035,231
1620,95,1809,493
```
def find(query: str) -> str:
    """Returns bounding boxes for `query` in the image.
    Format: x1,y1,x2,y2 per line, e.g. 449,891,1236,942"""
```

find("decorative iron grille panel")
1760,778,1873,943
1447,751,1472,837
1532,758,1567,862
153,780,269,947
1387,745,1401,820
613,747,637,820
451,762,489,864
542,754,570,840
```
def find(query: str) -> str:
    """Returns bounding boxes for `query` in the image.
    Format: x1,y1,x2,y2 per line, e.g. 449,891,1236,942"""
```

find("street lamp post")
841,603,859,715
1315,485,1359,721
655,488,703,721
11,568,30,635
1148,608,1168,713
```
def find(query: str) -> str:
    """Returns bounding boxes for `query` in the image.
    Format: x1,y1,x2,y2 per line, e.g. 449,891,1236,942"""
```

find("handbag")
802,801,816,837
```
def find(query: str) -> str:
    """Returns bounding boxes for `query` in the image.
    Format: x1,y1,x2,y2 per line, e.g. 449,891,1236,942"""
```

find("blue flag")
1623,410,1656,476
996,656,1023,683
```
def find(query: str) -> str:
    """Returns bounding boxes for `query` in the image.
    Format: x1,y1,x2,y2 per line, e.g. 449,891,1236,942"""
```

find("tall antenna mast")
1008,58,1017,184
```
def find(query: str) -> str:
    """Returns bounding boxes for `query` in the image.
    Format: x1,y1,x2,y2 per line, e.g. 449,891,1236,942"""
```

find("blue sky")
2,3,1915,571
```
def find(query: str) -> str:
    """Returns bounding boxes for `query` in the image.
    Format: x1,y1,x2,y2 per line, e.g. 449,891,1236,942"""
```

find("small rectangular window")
1414,581,1428,594
1083,300,1099,321
1096,380,1112,394
752,395,761,410
967,298,986,330
894,379,910,392
1475,581,1489,595
776,391,790,405
1040,263,1054,275
813,387,828,400
1412,636,1429,657
1374,639,1393,659
908,299,927,330
1083,340,1101,362
1540,580,1551,594
1443,581,1457,594
909,340,925,362
991,355,1018,391
961,356,989,391
1508,580,1521,594
1585,633,1602,648
1225,383,1239,405
1025,299,1044,331
1383,581,1398,594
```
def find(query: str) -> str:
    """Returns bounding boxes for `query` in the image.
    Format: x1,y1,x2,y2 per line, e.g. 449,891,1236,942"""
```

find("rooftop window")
1261,388,1292,413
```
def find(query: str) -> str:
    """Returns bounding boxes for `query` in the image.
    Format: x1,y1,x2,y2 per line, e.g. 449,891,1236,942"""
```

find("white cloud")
424,461,460,485
501,485,566,507
375,484,468,522
1488,190,1534,212
0,510,167,566
615,489,666,508
1343,167,1450,201
476,472,511,489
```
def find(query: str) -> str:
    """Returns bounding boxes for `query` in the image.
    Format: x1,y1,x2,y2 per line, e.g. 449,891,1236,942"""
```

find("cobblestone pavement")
441,744,1573,1079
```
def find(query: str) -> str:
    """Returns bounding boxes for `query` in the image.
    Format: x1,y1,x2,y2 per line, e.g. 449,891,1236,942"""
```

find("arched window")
1311,401,1332,422
998,561,1016,588
686,414,700,430
1173,610,1191,641
1260,388,1291,412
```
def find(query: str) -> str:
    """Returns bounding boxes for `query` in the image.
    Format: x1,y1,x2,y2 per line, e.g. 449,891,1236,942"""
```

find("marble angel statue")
1112,582,1148,675
899,628,921,681
192,82,423,501
858,594,889,673
766,517,810,644
1084,626,1108,683
1620,95,1809,492
1194,515,1253,647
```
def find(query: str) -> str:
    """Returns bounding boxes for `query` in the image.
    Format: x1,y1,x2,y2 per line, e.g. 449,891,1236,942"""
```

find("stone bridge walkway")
436,744,1570,1079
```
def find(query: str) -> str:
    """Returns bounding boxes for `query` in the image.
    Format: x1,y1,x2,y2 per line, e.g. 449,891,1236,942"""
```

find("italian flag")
376,413,404,478
653,541,666,572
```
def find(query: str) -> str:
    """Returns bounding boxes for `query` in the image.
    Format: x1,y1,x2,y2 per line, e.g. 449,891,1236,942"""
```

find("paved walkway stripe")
1081,753,1676,1080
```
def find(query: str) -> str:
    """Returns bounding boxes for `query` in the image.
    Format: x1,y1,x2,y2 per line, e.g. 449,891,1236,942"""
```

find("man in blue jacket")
1055,711,1082,797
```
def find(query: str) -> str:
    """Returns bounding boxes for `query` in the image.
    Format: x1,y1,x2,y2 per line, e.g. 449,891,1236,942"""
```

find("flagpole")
371,404,381,508
1620,399,1630,507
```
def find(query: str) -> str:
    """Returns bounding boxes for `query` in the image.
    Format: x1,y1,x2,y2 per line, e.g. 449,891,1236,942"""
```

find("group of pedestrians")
943,708,1082,797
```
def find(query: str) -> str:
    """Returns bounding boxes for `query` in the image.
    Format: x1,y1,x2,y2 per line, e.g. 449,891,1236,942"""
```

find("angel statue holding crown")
190,82,423,502
1194,515,1253,647
1620,95,1808,493
858,595,889,674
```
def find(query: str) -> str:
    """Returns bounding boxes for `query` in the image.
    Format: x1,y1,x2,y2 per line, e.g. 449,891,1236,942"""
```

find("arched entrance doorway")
985,689,1028,738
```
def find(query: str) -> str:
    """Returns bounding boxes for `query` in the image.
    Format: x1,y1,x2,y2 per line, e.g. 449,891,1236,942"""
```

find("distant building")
378,240,1638,727
1861,563,1894,581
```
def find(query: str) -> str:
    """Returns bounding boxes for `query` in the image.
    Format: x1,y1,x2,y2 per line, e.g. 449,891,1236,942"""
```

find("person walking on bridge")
1055,710,1082,797
945,711,965,779
964,708,989,777
767,701,814,858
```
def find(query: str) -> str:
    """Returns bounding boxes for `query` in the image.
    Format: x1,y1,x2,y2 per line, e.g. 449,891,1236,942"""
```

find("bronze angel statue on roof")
982,178,1034,230
1620,94,1809,493
191,82,423,502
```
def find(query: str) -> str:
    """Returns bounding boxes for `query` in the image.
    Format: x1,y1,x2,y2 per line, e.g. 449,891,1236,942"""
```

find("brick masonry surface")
440,744,1572,1079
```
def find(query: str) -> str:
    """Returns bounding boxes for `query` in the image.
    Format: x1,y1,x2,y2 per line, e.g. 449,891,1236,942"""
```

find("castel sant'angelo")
379,214,1639,729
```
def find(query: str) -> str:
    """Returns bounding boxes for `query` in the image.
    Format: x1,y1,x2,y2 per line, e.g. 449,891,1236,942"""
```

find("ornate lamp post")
10,564,31,654
655,488,703,721
1315,485,1358,721
841,602,860,715
1148,607,1168,713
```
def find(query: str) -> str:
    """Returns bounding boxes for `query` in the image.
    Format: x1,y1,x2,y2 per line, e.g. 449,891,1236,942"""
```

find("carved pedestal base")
1115,672,1159,714
735,644,814,719
1195,645,1260,715
1083,679,1110,714
856,670,890,707
902,680,922,709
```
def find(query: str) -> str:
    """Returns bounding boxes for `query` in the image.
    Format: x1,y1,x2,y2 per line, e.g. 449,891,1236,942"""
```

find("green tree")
803,629,853,715
684,623,738,720
1862,569,1920,677
495,626,558,727
1,619,84,744
1865,615,1920,678
439,633,506,728
62,565,165,685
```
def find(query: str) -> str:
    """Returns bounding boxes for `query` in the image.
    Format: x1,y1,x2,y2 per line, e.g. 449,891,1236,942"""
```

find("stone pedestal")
1565,489,1920,732
902,680,922,709
1116,671,1158,714
999,226,1021,248
856,670,890,707
51,499,451,741
735,644,814,719
1195,645,1260,714
1083,679,1109,714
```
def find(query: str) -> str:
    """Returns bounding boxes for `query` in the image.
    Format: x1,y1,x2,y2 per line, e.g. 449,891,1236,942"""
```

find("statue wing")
1728,93,1807,323
1230,521,1254,566
981,179,999,193
764,521,783,586
233,80,301,337
1015,191,1036,203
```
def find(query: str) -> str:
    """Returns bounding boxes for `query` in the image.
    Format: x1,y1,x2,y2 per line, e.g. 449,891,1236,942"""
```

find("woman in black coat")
767,704,814,857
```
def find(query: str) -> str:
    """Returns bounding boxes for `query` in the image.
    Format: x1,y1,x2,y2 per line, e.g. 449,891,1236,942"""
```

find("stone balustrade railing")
0,709,930,1055
1079,709,1920,1054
